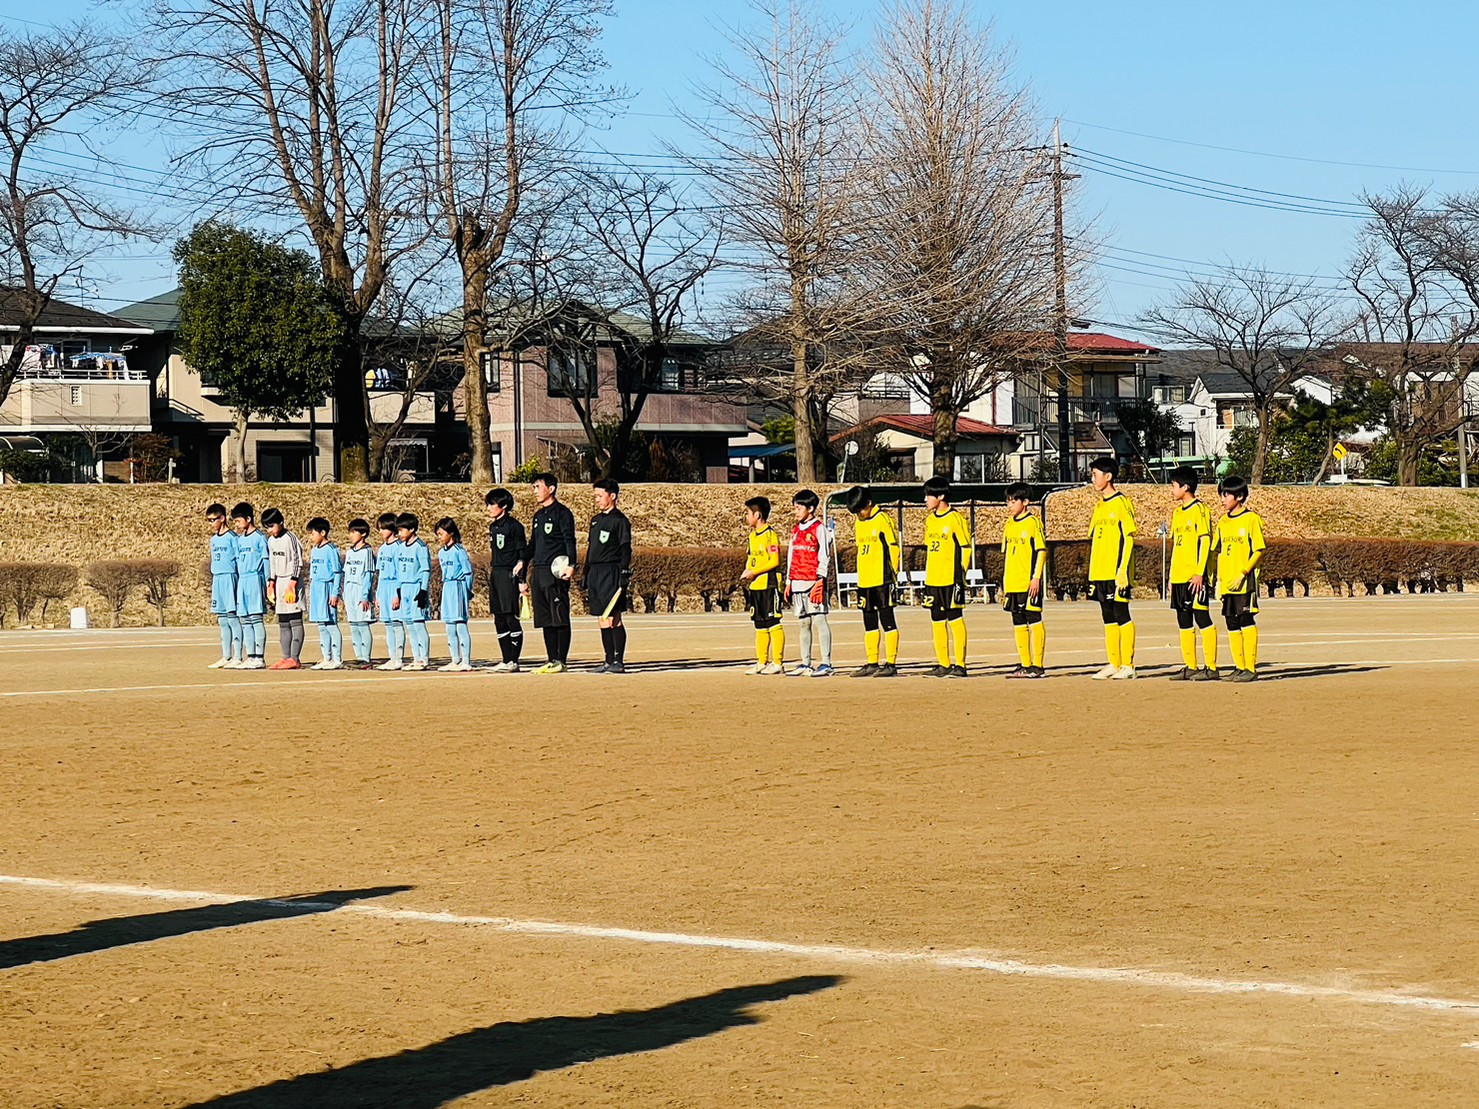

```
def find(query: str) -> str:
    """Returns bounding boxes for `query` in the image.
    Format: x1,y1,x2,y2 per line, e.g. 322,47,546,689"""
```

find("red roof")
834,413,1016,441
1067,332,1161,354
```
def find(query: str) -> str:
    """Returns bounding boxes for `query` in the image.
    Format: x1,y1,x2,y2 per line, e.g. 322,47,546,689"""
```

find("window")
69,385,82,406
547,346,595,396
861,372,910,400
481,351,501,393
653,357,704,392
1218,400,1256,428
1152,384,1188,404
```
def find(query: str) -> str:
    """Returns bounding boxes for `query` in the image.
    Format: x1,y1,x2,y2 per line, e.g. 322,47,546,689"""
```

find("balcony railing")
1012,394,1138,428
17,365,148,382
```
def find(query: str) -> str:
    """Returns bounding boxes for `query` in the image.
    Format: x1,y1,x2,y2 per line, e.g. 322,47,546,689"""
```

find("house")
830,413,1019,481
0,292,155,479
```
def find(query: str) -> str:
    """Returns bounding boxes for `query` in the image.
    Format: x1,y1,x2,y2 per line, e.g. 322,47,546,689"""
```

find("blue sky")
7,0,1479,337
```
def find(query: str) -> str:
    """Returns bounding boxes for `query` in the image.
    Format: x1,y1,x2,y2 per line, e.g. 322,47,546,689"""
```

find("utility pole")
1050,120,1078,482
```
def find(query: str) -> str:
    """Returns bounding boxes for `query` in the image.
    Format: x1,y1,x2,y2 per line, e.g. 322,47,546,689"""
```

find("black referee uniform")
523,497,578,664
488,514,528,664
584,506,633,671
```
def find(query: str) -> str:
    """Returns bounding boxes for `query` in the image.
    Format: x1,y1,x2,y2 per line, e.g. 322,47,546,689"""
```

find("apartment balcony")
0,367,152,433
1011,393,1139,429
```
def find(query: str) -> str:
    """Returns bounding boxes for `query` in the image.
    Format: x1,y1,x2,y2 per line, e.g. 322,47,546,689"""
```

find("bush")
628,546,748,613
135,560,182,626
86,561,143,627
508,455,546,484
0,449,54,483
36,565,79,622
0,562,80,625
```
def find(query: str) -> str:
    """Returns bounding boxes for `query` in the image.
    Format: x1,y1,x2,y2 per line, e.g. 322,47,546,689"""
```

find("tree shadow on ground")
0,887,411,971
184,974,844,1108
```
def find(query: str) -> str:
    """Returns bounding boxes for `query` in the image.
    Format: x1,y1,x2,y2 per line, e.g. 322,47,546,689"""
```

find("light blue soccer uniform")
210,530,242,662
376,538,404,662
341,544,376,663
439,542,474,667
308,542,344,665
396,536,432,663
234,527,271,663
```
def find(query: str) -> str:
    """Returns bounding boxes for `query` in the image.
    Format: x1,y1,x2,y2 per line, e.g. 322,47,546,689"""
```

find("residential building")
831,413,1018,482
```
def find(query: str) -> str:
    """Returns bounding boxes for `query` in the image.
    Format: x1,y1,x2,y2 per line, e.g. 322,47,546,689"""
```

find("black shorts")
857,584,896,612
921,584,964,614
1222,590,1258,619
489,566,521,616
1002,590,1042,616
585,563,626,617
1169,582,1209,612
746,585,781,628
1090,579,1132,603
532,567,571,628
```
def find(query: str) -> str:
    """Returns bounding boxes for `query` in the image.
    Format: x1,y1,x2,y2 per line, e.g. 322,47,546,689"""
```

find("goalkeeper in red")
785,489,834,677
1213,474,1267,681
844,486,901,677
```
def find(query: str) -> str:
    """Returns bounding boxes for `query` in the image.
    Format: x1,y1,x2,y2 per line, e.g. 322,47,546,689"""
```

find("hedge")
0,562,78,626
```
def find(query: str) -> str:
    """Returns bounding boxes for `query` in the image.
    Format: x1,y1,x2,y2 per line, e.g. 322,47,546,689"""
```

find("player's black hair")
485,487,515,510
744,495,771,520
844,485,872,515
376,511,399,532
1005,481,1031,502
205,502,227,518
348,518,371,536
793,488,820,509
396,512,420,532
922,475,950,498
230,502,255,522
434,516,461,543
1169,465,1199,492
306,516,331,535
1218,474,1250,502
593,477,620,496
1091,456,1119,480
532,471,558,489
261,507,285,527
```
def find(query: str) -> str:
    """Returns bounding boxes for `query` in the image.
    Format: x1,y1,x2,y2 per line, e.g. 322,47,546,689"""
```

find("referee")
583,478,633,673
521,471,578,674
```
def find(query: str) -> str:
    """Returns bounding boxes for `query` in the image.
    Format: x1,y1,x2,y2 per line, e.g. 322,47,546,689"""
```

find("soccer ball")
550,555,572,578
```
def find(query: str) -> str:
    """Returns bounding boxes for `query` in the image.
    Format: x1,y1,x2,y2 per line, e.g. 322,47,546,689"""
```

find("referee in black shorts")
520,471,578,674
583,477,633,673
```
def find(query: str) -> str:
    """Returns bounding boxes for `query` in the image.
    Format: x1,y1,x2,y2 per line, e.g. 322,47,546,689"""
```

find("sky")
7,0,1479,338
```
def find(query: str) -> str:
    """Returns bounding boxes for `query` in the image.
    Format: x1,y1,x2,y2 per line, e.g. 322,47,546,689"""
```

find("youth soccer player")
1088,456,1137,680
520,472,578,674
230,502,269,670
584,478,633,673
740,496,784,674
785,489,834,677
1212,474,1267,682
305,517,344,670
205,503,242,669
435,517,474,672
845,485,901,677
1001,481,1047,679
341,518,376,668
395,512,433,670
263,507,305,670
1167,465,1217,681
485,487,528,672
922,475,971,677
374,512,404,671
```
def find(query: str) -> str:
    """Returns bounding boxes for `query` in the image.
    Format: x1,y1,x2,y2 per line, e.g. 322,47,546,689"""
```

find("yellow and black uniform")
922,507,972,671
854,507,901,667
1168,498,1216,672
1088,490,1137,668
746,523,785,665
1001,511,1047,671
1213,506,1266,673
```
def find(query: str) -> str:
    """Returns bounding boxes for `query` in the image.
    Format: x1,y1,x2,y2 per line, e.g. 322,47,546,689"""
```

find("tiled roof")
0,288,153,332
1067,332,1161,354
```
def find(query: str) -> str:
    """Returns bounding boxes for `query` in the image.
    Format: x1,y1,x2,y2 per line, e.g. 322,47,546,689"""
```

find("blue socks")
349,623,373,662
446,622,471,665
220,614,242,660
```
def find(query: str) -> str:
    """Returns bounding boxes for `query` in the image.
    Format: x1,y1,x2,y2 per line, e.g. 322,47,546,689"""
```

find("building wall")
0,377,151,433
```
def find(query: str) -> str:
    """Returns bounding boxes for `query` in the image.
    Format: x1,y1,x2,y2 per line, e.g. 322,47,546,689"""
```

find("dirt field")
3,596,1479,1107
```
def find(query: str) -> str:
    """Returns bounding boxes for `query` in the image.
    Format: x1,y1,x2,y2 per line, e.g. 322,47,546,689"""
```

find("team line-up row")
201,459,1267,680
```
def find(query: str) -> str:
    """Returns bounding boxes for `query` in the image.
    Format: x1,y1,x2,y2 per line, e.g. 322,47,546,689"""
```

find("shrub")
35,565,79,622
86,561,143,627
508,455,545,483
135,560,182,626
0,562,44,624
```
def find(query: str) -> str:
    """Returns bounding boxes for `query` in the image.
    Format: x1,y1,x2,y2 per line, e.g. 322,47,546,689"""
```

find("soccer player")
785,489,834,677
484,487,528,672
341,518,376,668
1167,465,1217,681
374,512,404,671
435,517,474,672
740,495,784,674
1001,481,1047,679
1212,474,1267,682
205,502,242,669
1088,457,1137,680
263,507,305,671
520,472,578,674
395,512,433,670
230,502,269,670
305,517,344,670
922,475,972,677
584,478,633,673
845,485,901,677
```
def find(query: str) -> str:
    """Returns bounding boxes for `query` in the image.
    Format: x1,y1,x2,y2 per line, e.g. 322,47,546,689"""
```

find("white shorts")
790,581,829,618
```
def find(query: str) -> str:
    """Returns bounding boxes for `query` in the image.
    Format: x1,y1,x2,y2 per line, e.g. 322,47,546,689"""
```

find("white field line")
2,873,1478,1017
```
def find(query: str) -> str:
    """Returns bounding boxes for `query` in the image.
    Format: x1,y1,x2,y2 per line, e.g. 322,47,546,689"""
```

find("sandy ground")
2,596,1479,1107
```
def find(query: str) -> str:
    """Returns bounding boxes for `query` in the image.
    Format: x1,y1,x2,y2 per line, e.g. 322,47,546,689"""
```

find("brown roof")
0,288,152,332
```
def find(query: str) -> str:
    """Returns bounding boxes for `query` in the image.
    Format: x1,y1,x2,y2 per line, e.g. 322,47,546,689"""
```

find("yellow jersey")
746,524,781,591
1001,512,1047,594
1214,508,1265,594
1088,491,1137,582
924,508,972,587
1168,499,1212,584
854,508,901,589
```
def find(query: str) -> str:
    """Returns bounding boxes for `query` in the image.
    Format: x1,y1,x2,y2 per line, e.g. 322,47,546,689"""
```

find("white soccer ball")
550,555,572,578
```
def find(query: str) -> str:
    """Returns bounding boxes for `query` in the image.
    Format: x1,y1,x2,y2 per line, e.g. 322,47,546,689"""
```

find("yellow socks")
932,620,950,667
1227,629,1245,670
883,628,899,664
755,628,769,666
1179,628,1197,669
949,618,968,666
1243,625,1258,671
1119,621,1136,666
1030,622,1045,668
1014,625,1031,667
865,629,880,665
769,625,786,663
1104,625,1122,668
1201,626,1218,670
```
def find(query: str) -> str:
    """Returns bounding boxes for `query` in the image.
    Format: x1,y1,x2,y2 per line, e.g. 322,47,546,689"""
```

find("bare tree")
149,0,429,482
1141,265,1348,484
0,25,153,408
679,0,870,482
857,0,1057,477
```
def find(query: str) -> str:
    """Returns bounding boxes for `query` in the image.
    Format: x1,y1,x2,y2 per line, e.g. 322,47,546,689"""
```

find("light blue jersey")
342,545,375,623
438,542,473,623
234,528,270,617
396,537,432,621
209,530,240,615
376,539,401,619
308,543,343,624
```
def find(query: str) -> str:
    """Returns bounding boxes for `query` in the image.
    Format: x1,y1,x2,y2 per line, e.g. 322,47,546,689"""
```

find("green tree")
1115,398,1184,461
174,222,343,481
